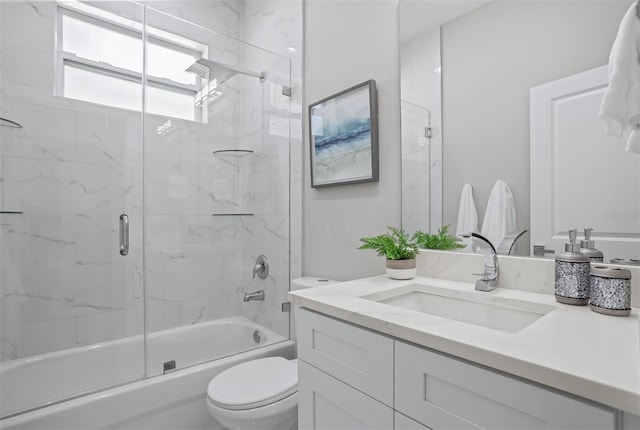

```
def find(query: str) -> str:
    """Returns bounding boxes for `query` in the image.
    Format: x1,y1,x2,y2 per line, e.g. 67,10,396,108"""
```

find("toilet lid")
207,357,297,410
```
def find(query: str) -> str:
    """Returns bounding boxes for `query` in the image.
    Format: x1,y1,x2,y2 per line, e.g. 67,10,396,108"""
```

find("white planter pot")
385,259,416,280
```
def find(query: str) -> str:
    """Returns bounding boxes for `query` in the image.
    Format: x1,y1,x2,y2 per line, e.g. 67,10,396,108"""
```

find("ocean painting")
309,80,378,187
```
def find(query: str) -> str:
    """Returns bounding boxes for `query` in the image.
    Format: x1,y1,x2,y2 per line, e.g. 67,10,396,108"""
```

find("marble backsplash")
417,250,640,308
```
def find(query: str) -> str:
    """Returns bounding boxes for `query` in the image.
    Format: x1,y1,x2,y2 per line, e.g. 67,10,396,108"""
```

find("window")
57,2,206,122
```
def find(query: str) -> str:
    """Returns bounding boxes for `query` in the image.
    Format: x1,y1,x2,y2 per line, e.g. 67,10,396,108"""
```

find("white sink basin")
362,283,556,333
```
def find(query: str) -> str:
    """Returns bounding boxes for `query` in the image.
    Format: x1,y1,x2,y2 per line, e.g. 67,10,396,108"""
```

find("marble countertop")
289,275,640,415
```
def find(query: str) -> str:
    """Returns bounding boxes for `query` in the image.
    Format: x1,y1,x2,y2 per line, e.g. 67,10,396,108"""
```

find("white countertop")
289,275,640,415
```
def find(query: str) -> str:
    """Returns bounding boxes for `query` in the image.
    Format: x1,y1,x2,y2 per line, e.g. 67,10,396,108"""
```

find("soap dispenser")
580,227,604,262
555,228,591,305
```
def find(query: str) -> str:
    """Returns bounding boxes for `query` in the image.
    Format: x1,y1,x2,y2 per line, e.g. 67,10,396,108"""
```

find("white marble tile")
3,102,76,162
1,44,55,101
144,214,184,259
2,261,136,322
1,2,55,53
144,168,198,216
144,0,242,41
2,316,77,359
1,213,76,268
75,307,144,346
6,158,134,215
74,110,128,166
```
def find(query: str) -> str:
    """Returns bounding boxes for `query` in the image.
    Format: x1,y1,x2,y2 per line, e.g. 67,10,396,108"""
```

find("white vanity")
289,252,640,429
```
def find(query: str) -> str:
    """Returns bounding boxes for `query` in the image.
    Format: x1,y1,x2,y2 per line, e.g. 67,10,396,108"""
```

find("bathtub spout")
243,290,265,302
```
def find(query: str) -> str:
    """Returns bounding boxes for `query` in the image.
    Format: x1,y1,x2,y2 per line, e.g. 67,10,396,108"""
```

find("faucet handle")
252,255,269,279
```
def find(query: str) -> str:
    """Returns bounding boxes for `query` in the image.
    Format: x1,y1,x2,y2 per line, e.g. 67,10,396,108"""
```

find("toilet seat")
207,357,297,411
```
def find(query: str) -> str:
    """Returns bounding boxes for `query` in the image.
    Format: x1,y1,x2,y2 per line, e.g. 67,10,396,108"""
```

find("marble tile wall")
0,0,302,361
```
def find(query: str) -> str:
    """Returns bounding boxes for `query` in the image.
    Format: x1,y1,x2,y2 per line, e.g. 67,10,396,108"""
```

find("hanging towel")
455,183,478,253
598,3,640,153
481,180,516,249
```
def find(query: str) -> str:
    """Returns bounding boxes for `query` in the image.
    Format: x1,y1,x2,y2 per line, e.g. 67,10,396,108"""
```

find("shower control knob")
252,255,269,279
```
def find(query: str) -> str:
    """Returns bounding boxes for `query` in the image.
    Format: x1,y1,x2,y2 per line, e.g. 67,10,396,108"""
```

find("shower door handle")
119,214,129,256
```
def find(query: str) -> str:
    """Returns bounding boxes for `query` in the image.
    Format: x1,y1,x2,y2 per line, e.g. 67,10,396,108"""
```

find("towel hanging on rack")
480,180,516,250
455,183,478,253
598,1,640,152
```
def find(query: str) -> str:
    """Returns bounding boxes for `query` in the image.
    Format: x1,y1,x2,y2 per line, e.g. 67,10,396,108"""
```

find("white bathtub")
0,316,294,429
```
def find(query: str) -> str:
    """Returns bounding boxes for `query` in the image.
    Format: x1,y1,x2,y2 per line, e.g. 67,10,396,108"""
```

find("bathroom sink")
362,283,555,333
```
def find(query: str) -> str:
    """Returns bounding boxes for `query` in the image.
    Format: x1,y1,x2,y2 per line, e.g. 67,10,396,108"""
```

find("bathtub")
0,316,294,429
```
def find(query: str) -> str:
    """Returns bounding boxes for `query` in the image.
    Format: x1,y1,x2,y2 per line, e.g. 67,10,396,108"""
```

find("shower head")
185,58,265,84
186,58,238,84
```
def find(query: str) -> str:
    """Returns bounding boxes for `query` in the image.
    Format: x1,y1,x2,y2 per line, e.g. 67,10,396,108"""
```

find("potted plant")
413,225,465,250
358,226,418,279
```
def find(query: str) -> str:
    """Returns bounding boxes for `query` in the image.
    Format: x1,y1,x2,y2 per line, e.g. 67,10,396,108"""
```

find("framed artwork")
309,79,379,188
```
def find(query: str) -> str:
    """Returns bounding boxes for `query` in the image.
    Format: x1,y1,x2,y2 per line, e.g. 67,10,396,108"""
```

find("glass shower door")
0,0,145,418
143,7,293,376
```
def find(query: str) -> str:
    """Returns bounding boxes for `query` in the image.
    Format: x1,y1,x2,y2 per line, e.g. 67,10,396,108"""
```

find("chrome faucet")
243,290,265,302
469,232,499,292
252,255,269,279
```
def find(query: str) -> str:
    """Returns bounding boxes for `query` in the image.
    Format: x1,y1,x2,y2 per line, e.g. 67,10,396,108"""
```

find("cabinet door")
395,341,617,430
296,307,394,406
298,360,393,430
394,412,430,430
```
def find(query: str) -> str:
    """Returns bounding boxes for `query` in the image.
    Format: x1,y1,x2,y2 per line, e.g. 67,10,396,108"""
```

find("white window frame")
55,3,208,122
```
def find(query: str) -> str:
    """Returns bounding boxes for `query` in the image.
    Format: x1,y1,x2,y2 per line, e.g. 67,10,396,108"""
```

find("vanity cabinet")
296,307,394,429
296,308,620,430
298,360,394,429
295,307,394,406
395,341,616,429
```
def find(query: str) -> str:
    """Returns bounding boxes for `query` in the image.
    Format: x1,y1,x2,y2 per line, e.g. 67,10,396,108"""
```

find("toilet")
206,277,339,430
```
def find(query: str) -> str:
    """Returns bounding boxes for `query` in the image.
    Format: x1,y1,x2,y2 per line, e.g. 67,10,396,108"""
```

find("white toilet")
206,277,339,430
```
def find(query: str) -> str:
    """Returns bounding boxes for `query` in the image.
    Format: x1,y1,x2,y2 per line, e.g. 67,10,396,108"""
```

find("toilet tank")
290,277,339,343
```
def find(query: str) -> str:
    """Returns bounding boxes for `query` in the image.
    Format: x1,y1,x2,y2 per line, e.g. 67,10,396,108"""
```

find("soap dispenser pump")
580,227,604,262
555,228,591,305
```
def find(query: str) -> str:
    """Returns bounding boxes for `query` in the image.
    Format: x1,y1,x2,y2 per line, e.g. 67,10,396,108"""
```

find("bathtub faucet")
243,290,265,302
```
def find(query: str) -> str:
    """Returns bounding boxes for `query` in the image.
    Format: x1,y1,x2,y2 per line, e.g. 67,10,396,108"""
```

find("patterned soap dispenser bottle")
580,227,604,262
555,228,591,305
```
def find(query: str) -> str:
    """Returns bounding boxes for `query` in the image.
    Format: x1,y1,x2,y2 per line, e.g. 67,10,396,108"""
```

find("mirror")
400,0,640,262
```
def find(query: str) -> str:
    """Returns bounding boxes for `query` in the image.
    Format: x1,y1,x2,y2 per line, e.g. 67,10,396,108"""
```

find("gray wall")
303,0,401,281
441,0,630,253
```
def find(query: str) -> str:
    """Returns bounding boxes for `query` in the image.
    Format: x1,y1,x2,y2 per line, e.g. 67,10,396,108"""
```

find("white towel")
455,183,478,252
598,3,640,153
481,180,516,249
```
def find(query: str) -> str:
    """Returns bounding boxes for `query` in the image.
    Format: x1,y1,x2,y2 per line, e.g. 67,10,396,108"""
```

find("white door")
530,65,640,261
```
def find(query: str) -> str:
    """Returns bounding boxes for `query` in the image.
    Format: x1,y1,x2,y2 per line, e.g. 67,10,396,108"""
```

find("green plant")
358,226,418,260
413,225,465,250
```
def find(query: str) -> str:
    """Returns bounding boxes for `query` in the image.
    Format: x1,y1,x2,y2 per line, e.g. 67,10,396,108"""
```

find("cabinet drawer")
296,307,394,406
298,360,394,430
395,341,616,430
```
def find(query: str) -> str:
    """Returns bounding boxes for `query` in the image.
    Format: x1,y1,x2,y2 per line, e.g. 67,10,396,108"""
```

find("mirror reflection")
400,0,640,263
